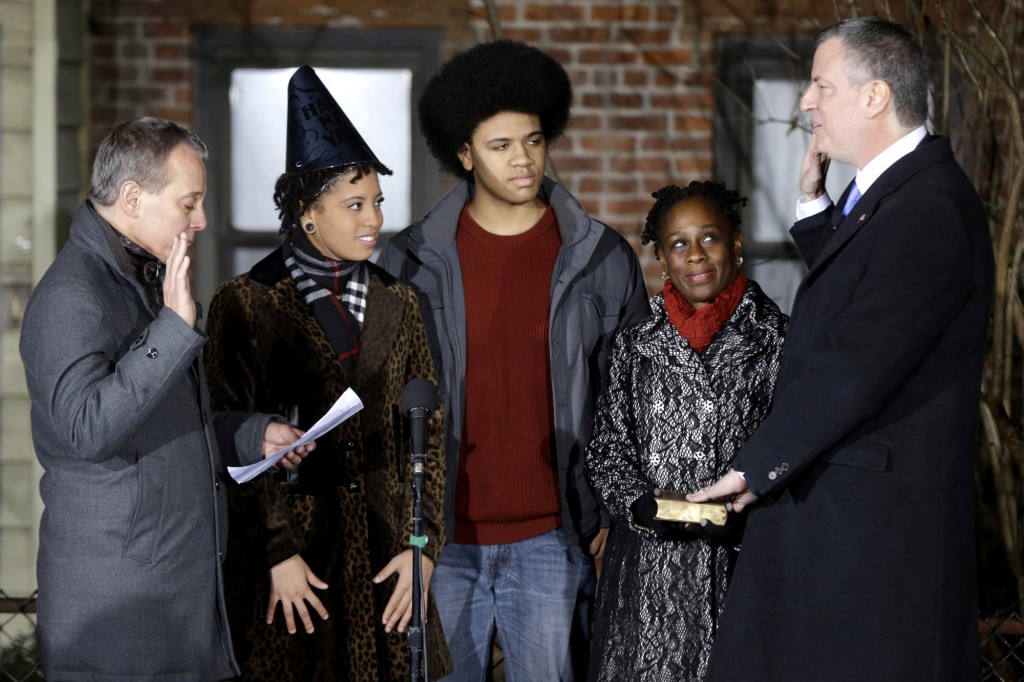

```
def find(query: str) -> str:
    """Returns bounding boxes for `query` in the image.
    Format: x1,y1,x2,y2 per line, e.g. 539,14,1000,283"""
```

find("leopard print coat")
205,250,451,681
585,280,786,681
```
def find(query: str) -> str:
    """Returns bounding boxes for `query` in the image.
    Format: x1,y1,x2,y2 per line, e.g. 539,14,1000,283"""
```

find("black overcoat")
707,136,993,681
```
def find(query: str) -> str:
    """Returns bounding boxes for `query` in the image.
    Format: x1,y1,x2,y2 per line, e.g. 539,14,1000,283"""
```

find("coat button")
347,481,359,492
215,481,220,491
146,347,158,359
346,440,357,449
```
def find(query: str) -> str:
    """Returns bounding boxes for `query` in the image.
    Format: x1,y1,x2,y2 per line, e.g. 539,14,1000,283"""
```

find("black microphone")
400,378,438,467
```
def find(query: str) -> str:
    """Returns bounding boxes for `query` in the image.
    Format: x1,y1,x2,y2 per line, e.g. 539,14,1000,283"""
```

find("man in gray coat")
20,117,313,681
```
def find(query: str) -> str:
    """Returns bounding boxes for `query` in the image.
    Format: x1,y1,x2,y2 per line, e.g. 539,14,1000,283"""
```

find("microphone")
400,378,438,468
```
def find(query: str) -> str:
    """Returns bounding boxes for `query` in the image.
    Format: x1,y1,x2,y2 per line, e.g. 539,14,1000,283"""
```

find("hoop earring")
736,256,744,267
302,222,317,235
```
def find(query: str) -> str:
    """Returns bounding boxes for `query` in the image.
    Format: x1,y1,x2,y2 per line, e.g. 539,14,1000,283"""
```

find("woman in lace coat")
585,181,787,681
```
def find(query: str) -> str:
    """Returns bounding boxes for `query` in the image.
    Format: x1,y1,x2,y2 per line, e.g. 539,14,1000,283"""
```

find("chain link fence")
0,591,41,682
0,589,1020,680
981,609,1024,681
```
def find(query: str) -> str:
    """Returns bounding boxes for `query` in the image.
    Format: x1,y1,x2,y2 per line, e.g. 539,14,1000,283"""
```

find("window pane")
230,67,412,232
751,78,856,245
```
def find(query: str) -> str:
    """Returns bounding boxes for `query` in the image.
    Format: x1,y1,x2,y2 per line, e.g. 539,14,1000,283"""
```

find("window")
715,35,855,313
195,28,441,306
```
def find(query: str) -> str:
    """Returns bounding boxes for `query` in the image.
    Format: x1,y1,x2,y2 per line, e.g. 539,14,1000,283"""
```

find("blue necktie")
842,182,862,217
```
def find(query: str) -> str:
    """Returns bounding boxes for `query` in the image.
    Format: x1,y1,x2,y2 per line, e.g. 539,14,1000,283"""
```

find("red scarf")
663,272,747,354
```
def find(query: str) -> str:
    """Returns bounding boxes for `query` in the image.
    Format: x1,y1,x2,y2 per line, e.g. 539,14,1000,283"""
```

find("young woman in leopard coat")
205,66,450,681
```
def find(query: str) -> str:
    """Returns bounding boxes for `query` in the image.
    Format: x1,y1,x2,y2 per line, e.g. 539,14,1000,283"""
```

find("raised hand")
799,133,831,203
162,233,195,327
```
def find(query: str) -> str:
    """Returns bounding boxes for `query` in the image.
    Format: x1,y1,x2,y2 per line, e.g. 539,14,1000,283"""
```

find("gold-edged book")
653,490,728,526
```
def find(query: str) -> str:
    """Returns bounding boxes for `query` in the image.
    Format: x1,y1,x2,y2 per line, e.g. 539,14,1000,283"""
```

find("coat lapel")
805,181,878,277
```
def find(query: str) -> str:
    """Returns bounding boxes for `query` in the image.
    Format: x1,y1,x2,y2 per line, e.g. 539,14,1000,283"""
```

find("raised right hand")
799,133,831,203
162,232,195,327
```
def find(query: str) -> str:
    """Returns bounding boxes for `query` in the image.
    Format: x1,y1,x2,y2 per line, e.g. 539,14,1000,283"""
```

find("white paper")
228,388,364,484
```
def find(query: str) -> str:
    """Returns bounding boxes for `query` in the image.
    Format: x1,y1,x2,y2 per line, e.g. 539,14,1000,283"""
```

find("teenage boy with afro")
380,40,650,680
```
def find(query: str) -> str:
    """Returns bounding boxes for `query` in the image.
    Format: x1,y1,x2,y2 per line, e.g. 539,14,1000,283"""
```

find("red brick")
524,5,584,21
568,115,603,130
656,5,681,22
120,42,151,59
578,48,638,65
151,107,194,124
650,91,714,110
579,177,640,194
543,47,573,64
604,198,659,217
154,43,190,60
673,156,714,174
648,137,713,153
548,156,603,173
620,28,672,44
641,48,693,67
592,70,618,87
502,28,543,43
578,135,637,152
610,156,673,174
623,69,649,87
672,116,713,134
580,92,644,109
549,26,612,43
591,5,651,22
609,115,668,132
566,68,590,88
654,70,683,87
143,21,189,39
116,85,169,104
150,67,190,82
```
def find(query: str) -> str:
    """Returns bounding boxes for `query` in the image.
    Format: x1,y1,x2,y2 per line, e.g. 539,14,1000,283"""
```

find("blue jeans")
432,529,595,682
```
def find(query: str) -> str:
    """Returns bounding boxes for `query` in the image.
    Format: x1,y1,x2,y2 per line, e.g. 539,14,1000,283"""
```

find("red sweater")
453,204,563,544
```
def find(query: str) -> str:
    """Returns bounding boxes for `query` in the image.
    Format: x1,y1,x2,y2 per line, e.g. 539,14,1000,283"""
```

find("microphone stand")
408,446,428,682
400,379,437,682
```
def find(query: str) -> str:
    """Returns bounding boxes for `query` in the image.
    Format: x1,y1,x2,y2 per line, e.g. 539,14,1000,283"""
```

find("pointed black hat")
284,65,392,175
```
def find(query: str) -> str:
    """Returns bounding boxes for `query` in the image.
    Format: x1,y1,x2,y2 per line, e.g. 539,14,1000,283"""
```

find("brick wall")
85,0,940,287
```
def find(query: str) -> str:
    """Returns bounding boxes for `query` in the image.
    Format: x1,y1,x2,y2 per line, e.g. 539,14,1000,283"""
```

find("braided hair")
273,161,384,236
641,180,748,256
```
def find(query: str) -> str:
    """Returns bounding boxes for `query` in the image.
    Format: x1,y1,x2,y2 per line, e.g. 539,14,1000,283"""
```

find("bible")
652,489,728,526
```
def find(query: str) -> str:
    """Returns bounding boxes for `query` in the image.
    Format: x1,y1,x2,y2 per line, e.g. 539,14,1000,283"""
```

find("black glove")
688,509,747,547
631,489,689,540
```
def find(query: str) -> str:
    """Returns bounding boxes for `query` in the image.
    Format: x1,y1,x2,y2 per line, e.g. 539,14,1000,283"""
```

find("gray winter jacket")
379,177,650,546
20,201,271,681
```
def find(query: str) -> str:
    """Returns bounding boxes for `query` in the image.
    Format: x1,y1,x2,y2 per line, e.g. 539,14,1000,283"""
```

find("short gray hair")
89,117,208,207
818,17,929,128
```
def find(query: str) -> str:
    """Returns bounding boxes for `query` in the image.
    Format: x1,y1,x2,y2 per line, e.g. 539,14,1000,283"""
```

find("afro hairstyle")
418,40,572,179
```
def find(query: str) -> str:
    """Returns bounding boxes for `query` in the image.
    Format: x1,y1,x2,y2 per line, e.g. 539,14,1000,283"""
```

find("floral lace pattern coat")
585,280,787,681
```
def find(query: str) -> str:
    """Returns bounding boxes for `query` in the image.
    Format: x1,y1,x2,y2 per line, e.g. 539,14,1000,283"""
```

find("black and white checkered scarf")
282,230,369,376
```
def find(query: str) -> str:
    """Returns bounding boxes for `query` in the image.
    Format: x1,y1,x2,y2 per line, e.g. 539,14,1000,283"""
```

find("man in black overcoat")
690,17,993,681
